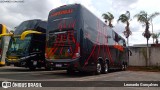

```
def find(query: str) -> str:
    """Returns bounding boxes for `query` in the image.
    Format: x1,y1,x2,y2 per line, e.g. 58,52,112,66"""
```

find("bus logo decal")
51,9,73,17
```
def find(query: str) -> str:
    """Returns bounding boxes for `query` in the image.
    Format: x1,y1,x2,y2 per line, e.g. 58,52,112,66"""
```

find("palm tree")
134,11,160,66
151,33,160,44
102,12,114,27
117,11,132,46
150,13,160,43
134,11,160,46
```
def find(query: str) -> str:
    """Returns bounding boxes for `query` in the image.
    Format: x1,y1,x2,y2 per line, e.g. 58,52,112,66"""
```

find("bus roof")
48,4,126,42
14,19,47,35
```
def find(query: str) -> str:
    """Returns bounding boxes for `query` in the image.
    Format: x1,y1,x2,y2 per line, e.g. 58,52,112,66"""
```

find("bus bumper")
45,58,80,70
5,58,27,67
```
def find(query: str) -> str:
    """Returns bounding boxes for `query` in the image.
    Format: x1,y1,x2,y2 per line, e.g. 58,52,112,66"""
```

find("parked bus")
45,4,129,74
0,24,10,66
5,19,47,70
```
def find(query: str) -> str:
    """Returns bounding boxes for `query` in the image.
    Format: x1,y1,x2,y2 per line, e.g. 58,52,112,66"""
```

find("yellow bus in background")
0,24,10,66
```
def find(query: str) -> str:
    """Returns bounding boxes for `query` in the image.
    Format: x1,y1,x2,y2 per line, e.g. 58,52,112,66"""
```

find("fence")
129,46,160,66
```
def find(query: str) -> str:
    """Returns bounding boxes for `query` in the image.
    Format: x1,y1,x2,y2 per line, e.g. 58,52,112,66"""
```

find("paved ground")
0,66,159,90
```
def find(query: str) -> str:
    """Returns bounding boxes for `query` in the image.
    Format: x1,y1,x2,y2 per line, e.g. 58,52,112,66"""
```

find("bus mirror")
0,24,13,39
20,30,42,40
129,49,132,56
0,33,13,37
0,24,8,34
130,52,132,56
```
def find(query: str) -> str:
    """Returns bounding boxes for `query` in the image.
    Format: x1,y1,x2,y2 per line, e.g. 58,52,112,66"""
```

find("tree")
117,11,132,46
151,33,160,44
150,12,160,43
134,11,160,46
102,12,114,27
134,11,160,66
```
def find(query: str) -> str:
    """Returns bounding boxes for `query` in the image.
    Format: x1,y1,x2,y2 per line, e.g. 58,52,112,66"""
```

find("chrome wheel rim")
105,63,108,72
122,64,125,70
97,63,101,73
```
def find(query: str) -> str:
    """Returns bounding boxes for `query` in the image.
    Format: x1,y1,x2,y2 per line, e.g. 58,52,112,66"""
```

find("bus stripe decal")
83,19,100,67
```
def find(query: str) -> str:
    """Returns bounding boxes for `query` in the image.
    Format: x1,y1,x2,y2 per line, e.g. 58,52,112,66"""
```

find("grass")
127,66,160,72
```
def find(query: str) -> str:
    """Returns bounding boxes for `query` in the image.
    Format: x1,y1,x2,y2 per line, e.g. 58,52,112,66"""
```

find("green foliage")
117,11,132,39
102,12,114,27
134,11,160,26
151,33,160,39
102,12,114,21
117,11,130,23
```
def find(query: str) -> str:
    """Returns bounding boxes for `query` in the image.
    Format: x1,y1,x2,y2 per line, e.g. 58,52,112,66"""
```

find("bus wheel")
102,62,109,74
29,66,36,71
67,68,75,75
6,62,10,66
95,61,101,75
45,67,50,71
121,64,125,71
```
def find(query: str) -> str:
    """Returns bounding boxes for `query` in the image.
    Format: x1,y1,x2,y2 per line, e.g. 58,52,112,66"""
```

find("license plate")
55,64,62,67
33,61,37,65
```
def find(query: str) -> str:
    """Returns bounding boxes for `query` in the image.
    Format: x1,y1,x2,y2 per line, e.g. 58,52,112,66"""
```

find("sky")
1,0,160,46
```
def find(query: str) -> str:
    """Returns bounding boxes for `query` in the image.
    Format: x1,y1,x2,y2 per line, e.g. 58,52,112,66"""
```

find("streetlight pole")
151,19,154,44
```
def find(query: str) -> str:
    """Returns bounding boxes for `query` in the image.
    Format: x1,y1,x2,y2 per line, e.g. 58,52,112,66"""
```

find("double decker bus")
45,4,129,74
5,19,47,70
0,24,10,66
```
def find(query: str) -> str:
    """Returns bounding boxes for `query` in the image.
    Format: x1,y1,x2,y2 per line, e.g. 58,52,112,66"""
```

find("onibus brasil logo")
2,81,42,88
2,81,11,88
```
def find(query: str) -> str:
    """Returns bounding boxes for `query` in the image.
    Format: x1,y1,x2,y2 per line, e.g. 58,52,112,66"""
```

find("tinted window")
14,20,40,34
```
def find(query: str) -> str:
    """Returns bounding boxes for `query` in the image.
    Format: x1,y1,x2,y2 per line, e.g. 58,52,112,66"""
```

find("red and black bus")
45,4,129,74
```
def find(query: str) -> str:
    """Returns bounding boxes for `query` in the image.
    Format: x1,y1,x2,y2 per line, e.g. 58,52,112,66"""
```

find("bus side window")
123,40,126,47
114,33,119,42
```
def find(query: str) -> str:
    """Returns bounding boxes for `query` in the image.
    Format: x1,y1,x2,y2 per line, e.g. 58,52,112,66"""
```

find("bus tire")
6,62,10,66
45,67,51,71
121,64,125,71
124,64,127,70
95,61,102,75
101,61,109,74
29,66,36,71
67,68,75,74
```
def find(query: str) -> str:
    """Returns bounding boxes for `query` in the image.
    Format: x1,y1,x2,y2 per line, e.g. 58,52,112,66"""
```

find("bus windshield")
7,36,31,55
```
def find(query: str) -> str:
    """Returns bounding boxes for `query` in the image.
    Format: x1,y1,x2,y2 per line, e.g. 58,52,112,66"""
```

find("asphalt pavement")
0,66,159,90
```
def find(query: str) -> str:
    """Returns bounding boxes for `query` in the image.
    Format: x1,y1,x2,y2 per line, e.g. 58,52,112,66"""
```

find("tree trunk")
109,20,113,27
156,39,158,45
146,38,150,67
151,19,154,44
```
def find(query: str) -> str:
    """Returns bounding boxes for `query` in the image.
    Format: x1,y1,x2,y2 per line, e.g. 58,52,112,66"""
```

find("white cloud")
1,0,160,45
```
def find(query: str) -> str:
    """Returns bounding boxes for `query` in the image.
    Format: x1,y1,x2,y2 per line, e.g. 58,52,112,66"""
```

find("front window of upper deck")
47,30,75,47
14,20,38,34
48,16,77,31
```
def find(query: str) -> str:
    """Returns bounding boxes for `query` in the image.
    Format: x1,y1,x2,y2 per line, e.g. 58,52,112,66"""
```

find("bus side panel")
80,5,124,71
80,6,105,71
